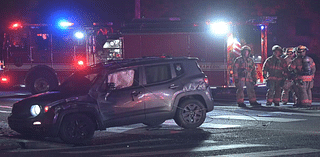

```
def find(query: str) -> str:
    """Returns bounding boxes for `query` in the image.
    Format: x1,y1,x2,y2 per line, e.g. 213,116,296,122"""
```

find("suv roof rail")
104,56,198,67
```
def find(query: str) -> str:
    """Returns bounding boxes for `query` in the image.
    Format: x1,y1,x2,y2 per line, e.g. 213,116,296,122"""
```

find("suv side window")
145,64,172,84
108,69,138,89
174,63,184,77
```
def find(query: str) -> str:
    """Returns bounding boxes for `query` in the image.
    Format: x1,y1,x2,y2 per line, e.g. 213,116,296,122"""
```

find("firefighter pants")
235,78,257,104
296,80,314,106
281,80,296,103
266,80,282,104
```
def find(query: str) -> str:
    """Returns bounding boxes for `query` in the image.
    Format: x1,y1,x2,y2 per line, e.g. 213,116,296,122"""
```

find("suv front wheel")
174,99,206,129
59,114,95,144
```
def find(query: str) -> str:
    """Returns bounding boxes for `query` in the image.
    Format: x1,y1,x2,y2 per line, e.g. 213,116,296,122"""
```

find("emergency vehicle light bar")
59,21,74,27
209,22,230,35
58,20,74,29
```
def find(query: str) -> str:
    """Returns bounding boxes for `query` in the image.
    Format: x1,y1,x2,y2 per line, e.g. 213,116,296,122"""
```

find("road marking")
163,119,242,129
99,144,267,157
106,123,241,134
201,123,241,128
272,112,320,117
212,115,306,122
10,138,215,153
0,105,12,109
106,126,134,133
0,110,11,113
61,143,266,155
215,148,320,157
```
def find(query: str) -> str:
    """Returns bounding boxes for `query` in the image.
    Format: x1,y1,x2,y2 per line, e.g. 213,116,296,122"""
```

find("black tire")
174,99,206,129
28,72,58,94
59,114,95,144
143,119,165,127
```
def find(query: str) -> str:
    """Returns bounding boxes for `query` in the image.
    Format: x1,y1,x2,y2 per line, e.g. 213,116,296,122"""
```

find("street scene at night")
1,0,320,156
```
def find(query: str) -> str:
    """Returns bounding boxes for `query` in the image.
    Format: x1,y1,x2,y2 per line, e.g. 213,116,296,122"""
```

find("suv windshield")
57,66,102,95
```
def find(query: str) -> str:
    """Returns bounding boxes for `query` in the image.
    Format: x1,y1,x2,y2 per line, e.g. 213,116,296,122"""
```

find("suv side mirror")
107,83,116,90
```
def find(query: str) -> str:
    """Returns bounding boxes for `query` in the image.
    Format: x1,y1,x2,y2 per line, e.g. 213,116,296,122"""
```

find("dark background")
1,0,320,59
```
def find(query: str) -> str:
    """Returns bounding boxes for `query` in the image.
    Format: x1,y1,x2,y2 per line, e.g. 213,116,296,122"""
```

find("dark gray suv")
8,57,214,144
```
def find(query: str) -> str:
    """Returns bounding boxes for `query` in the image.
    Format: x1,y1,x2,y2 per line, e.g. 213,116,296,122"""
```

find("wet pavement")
1,87,320,156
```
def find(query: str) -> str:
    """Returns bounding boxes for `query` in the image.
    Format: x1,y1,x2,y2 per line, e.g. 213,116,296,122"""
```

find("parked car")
8,57,214,144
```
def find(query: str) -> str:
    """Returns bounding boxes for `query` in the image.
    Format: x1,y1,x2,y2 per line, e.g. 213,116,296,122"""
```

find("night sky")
0,0,134,30
1,0,320,28
1,0,320,55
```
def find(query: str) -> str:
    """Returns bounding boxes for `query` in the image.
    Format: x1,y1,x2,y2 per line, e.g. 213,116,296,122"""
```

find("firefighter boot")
238,103,246,107
250,102,261,106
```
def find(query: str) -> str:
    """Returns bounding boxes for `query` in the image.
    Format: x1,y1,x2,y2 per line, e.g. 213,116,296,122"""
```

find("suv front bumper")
8,115,57,136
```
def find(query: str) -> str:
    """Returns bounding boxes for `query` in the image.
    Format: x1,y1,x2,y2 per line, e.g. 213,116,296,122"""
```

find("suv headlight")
30,105,41,117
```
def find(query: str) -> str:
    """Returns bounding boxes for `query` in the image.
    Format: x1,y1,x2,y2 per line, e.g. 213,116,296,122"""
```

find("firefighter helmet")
285,47,294,55
240,46,251,55
272,45,283,52
296,45,309,52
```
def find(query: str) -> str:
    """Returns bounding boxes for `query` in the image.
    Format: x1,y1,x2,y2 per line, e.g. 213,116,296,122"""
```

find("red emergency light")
1,76,9,83
11,23,21,29
78,60,84,66
74,57,86,69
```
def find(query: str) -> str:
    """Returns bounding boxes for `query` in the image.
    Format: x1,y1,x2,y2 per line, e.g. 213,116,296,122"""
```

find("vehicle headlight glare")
30,105,41,117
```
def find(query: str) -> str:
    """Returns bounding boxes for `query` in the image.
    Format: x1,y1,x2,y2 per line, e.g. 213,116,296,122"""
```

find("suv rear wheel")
174,99,206,129
59,114,95,144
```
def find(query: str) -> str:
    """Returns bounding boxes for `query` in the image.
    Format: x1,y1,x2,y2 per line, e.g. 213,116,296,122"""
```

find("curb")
0,136,68,151
0,138,21,150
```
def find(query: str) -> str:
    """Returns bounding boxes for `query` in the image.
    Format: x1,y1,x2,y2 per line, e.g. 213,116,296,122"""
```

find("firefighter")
233,46,261,107
281,47,296,105
263,45,288,106
289,45,316,107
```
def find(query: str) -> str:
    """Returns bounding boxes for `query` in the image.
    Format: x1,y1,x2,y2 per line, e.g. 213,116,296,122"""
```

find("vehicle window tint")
7,32,28,51
52,35,73,52
36,34,49,50
145,64,171,84
108,69,135,89
174,63,184,76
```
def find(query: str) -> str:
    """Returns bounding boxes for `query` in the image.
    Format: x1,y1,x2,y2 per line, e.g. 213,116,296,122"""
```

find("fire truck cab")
0,22,117,94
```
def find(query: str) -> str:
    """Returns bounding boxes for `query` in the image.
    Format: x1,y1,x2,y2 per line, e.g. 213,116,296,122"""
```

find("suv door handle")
131,91,142,96
169,84,179,89
131,91,142,101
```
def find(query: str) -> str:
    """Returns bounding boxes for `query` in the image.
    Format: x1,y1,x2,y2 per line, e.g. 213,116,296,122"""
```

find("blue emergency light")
74,31,85,39
58,20,74,29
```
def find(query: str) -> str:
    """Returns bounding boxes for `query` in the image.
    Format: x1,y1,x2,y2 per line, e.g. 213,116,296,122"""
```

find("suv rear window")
145,64,171,84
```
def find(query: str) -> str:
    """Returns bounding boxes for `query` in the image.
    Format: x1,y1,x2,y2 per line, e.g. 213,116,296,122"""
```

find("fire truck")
0,21,118,94
0,17,274,94
107,17,275,87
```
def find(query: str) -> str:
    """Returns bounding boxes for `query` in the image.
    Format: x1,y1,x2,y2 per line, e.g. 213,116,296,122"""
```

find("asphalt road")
0,90,320,156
